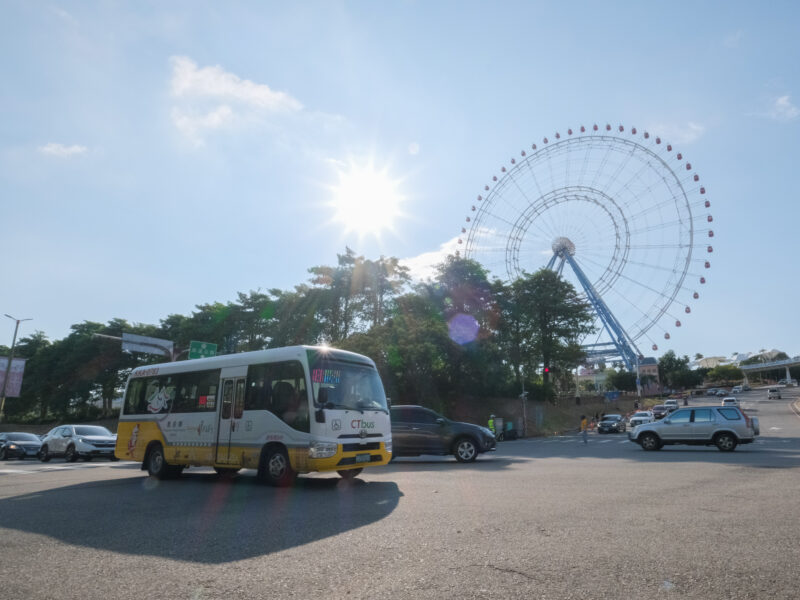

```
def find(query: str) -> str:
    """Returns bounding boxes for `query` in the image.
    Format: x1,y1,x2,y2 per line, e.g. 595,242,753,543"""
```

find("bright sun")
329,161,404,237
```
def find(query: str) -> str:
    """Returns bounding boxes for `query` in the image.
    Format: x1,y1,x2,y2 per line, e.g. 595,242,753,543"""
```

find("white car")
767,388,782,400
731,386,743,394
629,411,655,428
721,397,739,407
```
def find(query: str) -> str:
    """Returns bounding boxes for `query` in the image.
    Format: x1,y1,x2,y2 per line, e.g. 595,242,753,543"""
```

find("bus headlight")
308,442,338,459
385,439,392,454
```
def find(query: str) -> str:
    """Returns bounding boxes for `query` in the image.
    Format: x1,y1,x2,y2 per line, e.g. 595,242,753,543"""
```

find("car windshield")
654,406,665,410
74,426,113,436
633,412,649,418
603,415,621,421
310,357,388,413
7,433,40,441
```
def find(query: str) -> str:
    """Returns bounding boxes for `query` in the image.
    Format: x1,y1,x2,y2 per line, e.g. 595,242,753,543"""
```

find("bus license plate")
355,453,371,463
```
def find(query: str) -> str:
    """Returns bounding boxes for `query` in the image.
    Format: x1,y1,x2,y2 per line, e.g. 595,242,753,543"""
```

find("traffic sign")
188,341,217,359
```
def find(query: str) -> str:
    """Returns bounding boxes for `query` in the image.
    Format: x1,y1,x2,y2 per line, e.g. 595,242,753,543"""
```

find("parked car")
39,425,118,462
651,405,668,419
663,399,679,412
629,406,759,452
715,389,729,397
721,397,739,407
629,411,655,428
0,432,43,460
390,405,496,462
767,388,782,400
597,414,626,434
731,386,743,394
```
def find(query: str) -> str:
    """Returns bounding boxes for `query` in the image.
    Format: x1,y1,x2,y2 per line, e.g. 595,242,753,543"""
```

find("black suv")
390,405,496,462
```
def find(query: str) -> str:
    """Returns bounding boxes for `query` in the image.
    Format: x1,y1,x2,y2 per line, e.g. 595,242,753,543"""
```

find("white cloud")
769,95,799,120
170,56,302,112
171,105,234,146
649,121,706,145
38,143,87,157
401,236,461,282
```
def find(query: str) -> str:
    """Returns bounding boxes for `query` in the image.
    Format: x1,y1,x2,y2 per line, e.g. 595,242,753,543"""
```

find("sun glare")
330,161,404,237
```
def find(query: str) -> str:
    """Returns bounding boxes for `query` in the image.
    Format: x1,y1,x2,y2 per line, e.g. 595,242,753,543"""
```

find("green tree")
505,269,594,385
707,364,743,383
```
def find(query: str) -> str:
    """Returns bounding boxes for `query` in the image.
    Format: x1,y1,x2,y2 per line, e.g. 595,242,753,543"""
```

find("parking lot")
1,388,799,599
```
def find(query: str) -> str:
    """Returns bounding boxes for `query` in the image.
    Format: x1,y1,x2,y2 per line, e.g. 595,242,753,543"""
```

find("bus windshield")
310,358,388,413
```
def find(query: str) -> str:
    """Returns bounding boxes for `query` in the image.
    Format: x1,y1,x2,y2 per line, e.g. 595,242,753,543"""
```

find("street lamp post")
0,314,32,423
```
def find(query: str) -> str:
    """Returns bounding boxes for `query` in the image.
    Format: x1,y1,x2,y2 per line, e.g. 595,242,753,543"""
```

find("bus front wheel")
338,468,363,480
258,447,295,487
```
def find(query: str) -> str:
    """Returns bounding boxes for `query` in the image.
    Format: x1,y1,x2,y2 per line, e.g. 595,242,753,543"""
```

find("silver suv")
629,406,758,452
39,425,118,462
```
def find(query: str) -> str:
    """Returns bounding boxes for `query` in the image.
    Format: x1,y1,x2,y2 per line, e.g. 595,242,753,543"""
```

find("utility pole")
0,314,32,423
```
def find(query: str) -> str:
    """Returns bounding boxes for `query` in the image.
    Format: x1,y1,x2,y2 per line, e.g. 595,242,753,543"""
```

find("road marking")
0,468,37,474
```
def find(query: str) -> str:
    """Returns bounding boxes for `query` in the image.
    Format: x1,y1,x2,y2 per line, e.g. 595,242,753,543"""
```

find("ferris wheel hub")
552,237,576,256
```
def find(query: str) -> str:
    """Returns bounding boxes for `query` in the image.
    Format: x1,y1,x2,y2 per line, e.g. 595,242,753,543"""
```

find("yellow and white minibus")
115,345,391,485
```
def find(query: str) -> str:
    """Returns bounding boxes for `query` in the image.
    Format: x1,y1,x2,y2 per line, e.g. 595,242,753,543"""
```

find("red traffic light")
544,367,550,372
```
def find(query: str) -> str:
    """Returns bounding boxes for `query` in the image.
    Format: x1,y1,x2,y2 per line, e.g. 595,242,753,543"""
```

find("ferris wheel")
459,123,713,368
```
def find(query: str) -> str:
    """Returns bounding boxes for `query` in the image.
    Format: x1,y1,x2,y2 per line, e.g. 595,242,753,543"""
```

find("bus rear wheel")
258,447,295,487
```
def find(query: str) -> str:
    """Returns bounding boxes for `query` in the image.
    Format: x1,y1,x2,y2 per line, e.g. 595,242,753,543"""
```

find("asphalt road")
1,388,799,599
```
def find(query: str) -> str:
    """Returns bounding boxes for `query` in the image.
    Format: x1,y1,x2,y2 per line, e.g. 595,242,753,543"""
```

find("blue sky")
1,1,798,361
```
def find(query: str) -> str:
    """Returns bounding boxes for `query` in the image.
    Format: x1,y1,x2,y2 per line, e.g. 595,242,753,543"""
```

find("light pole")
0,314,32,423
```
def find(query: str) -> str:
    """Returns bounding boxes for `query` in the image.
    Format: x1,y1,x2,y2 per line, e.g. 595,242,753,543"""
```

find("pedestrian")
488,414,496,436
580,414,589,444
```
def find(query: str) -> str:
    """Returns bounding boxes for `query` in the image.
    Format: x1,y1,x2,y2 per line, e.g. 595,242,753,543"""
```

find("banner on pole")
0,357,27,397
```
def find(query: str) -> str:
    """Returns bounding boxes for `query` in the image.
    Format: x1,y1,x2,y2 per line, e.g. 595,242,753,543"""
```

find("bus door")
216,376,246,465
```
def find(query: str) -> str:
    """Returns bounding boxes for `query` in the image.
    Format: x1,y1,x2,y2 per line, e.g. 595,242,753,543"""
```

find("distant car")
715,389,728,397
652,405,668,419
390,405,496,462
778,378,797,386
731,386,743,394
721,397,739,407
629,406,759,452
705,388,718,396
742,384,751,391
597,414,626,434
767,388,782,400
629,411,654,428
0,432,43,460
663,399,679,412
38,425,118,462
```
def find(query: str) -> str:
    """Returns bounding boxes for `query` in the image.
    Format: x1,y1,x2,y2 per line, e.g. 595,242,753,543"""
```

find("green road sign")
188,341,217,359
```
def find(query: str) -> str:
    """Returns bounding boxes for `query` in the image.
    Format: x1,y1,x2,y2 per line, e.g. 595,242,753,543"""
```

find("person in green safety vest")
488,414,496,436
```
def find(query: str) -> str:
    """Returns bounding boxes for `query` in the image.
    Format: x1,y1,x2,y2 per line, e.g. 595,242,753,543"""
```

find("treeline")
3,249,596,422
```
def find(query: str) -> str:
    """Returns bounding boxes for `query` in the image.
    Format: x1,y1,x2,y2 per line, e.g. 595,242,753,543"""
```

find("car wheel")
640,432,661,451
714,432,737,452
64,445,78,462
214,467,241,477
258,447,295,487
453,437,478,463
39,445,51,462
110,455,119,462
337,468,363,480
0,447,7,461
